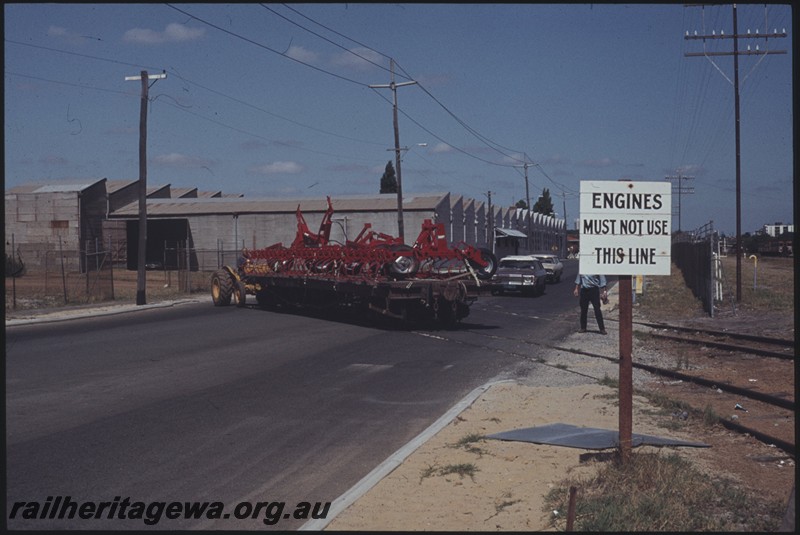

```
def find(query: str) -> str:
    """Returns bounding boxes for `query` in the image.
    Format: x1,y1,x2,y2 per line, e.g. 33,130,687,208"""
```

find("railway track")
634,320,795,361
419,317,795,456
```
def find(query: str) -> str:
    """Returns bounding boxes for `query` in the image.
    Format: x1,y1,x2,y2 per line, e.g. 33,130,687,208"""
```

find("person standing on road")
573,274,607,334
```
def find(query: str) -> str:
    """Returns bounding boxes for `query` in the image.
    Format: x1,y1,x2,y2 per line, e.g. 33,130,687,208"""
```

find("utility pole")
560,188,568,258
684,4,786,302
512,159,533,253
370,59,417,242
664,174,695,232
485,190,495,254
125,70,166,305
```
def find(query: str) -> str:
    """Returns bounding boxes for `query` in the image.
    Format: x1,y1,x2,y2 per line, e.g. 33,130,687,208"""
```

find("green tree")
380,161,398,194
515,199,528,209
533,188,555,216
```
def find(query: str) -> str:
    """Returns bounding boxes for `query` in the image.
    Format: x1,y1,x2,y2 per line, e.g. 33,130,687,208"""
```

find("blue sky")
4,3,794,235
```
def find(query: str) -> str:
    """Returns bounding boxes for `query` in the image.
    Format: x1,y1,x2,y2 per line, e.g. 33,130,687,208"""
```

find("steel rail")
632,320,795,348
646,332,795,361
427,327,796,456
546,345,795,411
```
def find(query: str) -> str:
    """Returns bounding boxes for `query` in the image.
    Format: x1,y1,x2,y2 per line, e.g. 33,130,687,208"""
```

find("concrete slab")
487,422,709,450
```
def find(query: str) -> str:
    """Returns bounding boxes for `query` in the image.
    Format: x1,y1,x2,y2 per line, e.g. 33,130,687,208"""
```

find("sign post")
579,180,671,463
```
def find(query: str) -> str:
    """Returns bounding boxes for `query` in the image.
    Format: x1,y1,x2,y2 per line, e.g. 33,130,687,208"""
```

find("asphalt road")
5,261,580,530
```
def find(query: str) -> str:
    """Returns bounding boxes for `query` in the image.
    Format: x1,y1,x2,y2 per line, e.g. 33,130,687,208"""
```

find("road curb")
5,298,205,326
299,378,517,531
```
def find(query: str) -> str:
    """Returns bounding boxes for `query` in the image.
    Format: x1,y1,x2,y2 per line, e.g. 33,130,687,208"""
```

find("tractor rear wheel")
211,269,233,306
234,280,247,307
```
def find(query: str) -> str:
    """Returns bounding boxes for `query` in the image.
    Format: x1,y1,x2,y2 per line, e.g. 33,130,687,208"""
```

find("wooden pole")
618,275,633,463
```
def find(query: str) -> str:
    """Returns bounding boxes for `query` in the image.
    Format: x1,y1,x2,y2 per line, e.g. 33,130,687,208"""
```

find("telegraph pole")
485,190,495,254
664,174,695,232
125,70,166,305
684,4,786,302
512,160,533,252
370,59,417,242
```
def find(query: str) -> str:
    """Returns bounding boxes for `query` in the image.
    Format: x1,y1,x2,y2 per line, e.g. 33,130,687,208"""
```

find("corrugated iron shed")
109,193,449,218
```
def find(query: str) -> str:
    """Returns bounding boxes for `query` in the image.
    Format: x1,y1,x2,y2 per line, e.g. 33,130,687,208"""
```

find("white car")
491,255,547,296
533,254,563,283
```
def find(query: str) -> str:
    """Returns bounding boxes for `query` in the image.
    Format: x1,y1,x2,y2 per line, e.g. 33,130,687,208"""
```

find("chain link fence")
671,221,723,317
5,236,243,311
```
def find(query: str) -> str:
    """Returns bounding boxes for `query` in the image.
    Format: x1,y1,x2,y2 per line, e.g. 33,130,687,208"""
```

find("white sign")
579,181,672,276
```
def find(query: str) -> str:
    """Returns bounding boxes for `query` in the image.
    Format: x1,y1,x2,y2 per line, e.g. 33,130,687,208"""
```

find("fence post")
11,234,17,309
85,240,90,301
59,235,68,304
186,239,191,293
109,236,115,300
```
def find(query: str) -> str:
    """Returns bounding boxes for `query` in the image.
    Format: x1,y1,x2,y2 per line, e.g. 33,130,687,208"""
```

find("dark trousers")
579,286,605,331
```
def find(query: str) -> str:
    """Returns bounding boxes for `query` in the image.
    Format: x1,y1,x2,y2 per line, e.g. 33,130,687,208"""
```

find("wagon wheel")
211,269,233,306
469,248,498,280
384,244,419,278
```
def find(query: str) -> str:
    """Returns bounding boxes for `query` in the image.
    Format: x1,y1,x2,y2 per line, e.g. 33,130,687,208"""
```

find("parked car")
534,253,564,283
491,255,547,296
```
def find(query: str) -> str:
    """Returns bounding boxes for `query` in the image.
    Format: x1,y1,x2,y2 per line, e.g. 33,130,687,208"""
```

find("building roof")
171,187,198,198
495,228,528,238
109,192,451,218
6,178,106,194
105,179,138,194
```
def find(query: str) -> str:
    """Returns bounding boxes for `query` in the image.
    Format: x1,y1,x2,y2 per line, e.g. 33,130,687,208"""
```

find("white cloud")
46,25,91,45
163,23,205,42
430,143,454,154
286,45,319,64
581,157,618,168
541,154,571,166
47,26,68,37
252,161,304,175
152,152,212,168
123,23,205,45
675,164,705,176
330,47,384,71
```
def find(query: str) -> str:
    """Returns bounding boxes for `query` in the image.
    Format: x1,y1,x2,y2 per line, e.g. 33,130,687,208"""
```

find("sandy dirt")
325,290,795,531
326,379,794,531
326,381,710,531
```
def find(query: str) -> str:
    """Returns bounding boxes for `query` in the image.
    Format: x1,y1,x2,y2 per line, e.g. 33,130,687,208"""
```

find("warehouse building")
6,178,566,273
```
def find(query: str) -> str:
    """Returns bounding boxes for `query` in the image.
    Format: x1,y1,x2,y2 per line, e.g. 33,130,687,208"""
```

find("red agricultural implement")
210,197,498,326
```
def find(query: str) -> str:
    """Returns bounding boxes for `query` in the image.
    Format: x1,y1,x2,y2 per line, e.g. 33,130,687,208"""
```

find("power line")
280,3,397,66
4,39,163,71
164,3,370,88
684,3,787,303
259,4,403,80
6,37,387,148
254,5,532,167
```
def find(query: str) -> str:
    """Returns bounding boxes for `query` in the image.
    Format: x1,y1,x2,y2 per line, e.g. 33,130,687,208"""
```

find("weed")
419,462,479,483
598,375,618,389
453,433,484,448
485,492,521,521
702,404,719,426
419,463,439,483
543,451,784,531
451,432,487,456
438,463,478,481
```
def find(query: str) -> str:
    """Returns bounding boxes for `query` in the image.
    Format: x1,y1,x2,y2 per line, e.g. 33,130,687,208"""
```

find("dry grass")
544,254,794,531
635,254,794,322
544,452,785,531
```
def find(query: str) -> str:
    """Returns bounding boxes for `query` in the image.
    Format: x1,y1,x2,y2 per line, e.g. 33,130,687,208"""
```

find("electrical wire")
164,3,370,88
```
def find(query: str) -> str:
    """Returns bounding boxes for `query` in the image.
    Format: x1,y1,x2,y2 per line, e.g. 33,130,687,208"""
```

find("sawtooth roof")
109,193,450,218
